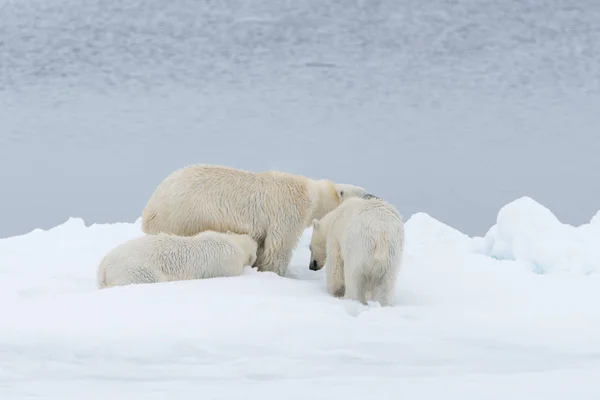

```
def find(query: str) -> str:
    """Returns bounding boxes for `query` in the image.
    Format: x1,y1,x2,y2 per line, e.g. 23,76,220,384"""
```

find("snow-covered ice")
483,197,600,275
1,196,599,399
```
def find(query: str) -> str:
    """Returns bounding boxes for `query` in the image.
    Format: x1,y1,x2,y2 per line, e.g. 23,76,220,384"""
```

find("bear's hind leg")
356,276,370,305
110,267,158,288
342,261,368,304
373,273,396,307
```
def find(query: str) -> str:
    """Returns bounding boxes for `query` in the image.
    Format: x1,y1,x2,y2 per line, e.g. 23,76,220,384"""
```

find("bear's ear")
312,219,320,230
337,189,345,200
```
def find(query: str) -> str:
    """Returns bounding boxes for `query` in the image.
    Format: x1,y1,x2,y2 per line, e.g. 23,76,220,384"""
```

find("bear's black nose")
310,259,318,271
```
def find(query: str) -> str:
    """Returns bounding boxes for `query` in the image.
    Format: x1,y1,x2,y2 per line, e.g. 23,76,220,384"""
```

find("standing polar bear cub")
141,164,367,277
309,194,405,306
97,231,258,289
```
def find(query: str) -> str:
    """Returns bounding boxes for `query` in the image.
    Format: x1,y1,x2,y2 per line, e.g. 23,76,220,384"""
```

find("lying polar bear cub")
308,194,405,306
97,230,258,289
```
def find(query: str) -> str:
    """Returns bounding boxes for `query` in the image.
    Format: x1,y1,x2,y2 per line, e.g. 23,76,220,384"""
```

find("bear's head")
335,183,368,202
227,231,258,267
308,218,327,271
312,180,367,222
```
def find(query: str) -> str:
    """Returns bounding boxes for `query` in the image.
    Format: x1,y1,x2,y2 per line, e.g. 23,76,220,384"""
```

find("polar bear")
141,164,367,277
97,230,258,289
308,194,404,306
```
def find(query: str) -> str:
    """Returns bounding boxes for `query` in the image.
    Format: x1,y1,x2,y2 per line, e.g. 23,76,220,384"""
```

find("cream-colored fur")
141,164,367,276
309,195,404,306
97,230,258,289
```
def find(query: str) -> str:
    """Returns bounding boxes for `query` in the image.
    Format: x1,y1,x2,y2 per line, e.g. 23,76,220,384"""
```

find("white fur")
141,164,367,276
97,230,258,289
309,196,405,306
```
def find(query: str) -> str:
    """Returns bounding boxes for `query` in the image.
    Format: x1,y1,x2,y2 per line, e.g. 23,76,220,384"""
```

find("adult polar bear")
141,164,367,277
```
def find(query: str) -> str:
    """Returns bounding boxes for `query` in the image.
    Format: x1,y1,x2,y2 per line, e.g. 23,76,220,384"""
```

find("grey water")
1,0,599,239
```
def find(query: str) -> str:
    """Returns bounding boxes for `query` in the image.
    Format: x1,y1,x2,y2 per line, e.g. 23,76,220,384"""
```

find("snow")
483,197,600,275
1,197,600,399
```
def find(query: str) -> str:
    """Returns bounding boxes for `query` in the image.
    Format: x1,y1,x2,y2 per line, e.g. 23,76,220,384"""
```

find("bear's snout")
310,259,319,271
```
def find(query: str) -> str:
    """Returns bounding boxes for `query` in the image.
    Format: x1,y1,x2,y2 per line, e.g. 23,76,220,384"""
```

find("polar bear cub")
97,230,258,289
308,194,405,306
